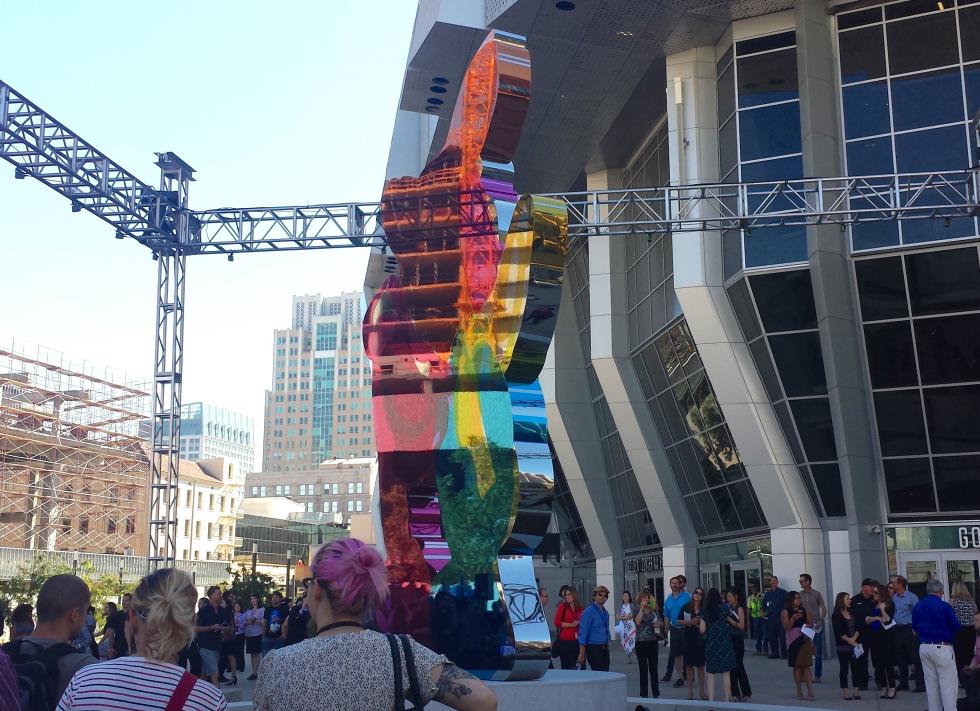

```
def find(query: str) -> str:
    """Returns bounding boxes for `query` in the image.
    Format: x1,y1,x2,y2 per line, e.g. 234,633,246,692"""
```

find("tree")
226,563,278,605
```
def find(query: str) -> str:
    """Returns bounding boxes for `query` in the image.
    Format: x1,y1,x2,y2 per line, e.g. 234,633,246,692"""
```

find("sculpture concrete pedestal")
427,669,627,711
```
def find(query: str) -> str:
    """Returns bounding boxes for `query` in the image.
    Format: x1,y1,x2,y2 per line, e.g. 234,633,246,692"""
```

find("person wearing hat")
577,586,612,671
851,579,878,691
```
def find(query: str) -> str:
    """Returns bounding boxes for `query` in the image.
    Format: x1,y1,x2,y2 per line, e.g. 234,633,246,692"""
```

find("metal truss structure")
0,345,148,556
3,77,979,567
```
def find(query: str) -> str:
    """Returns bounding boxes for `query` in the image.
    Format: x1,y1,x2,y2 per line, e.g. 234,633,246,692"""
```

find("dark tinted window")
852,221,900,251
735,31,795,55
749,339,783,401
845,136,894,175
894,125,969,173
811,463,847,517
883,458,936,513
924,385,980,454
901,215,977,247
962,5,980,62
855,256,908,321
886,13,959,75
914,314,980,385
728,479,765,529
933,455,980,511
679,440,708,492
838,8,881,30
728,279,762,342
737,49,799,108
839,26,886,83
712,486,741,531
768,332,828,396
842,81,890,139
718,64,736,124
738,102,802,162
774,400,805,463
694,491,724,536
694,432,724,488
749,270,818,332
890,69,964,132
744,226,808,269
684,495,706,538
665,447,690,495
885,0,947,20
790,398,839,461
864,321,918,389
874,389,928,456
906,248,980,316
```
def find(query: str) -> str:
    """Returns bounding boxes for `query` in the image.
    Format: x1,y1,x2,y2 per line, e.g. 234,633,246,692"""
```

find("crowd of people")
549,571,980,711
0,538,499,711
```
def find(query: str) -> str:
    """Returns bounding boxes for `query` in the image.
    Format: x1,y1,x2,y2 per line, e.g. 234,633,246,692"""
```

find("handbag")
387,633,426,710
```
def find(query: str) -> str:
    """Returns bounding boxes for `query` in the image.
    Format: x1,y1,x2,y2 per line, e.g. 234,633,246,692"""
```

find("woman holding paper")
866,584,897,699
782,591,815,701
831,592,862,700
681,587,708,700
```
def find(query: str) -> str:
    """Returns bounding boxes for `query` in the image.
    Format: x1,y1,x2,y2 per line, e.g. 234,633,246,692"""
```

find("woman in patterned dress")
618,591,638,663
702,588,736,702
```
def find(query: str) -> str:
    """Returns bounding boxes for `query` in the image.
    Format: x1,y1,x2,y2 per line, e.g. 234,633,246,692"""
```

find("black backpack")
0,639,78,711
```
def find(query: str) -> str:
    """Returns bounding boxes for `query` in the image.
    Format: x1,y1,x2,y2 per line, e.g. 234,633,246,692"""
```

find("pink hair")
311,538,387,618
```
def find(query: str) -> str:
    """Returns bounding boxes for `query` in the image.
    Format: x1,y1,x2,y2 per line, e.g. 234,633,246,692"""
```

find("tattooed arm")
429,663,498,711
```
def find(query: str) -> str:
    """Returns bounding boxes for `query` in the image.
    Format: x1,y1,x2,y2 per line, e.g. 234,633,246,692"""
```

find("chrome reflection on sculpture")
363,31,567,680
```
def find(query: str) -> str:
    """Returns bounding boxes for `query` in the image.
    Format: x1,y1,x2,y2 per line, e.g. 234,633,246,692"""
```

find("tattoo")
434,664,476,701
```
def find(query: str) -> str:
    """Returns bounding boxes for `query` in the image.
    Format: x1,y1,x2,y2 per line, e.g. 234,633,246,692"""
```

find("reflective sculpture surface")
363,31,567,680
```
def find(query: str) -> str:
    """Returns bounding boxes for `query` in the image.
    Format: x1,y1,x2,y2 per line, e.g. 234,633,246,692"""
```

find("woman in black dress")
831,592,861,700
681,587,707,700
725,587,752,701
866,584,896,699
782,591,815,701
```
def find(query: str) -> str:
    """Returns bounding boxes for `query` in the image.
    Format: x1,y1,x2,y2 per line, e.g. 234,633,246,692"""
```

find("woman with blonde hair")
633,590,663,698
56,568,227,710
952,582,979,670
253,537,497,711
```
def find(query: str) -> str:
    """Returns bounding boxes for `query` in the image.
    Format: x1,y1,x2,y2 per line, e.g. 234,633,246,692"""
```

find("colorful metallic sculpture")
363,31,567,680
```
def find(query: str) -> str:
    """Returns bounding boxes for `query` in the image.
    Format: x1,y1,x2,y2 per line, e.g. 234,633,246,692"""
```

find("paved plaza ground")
221,638,963,710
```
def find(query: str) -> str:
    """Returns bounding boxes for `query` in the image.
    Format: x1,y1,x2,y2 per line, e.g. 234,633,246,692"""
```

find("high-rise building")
140,402,256,476
263,292,375,472
379,0,980,611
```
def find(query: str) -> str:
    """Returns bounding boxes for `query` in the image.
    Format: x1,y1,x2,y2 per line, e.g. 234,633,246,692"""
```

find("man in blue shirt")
912,579,960,711
662,576,692,686
891,575,923,693
576,585,611,671
762,576,787,659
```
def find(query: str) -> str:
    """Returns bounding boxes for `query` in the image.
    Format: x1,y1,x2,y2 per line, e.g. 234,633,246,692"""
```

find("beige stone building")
245,457,373,526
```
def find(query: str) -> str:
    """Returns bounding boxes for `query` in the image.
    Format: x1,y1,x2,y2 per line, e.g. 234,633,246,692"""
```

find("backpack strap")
164,671,197,711
399,635,425,710
386,633,405,711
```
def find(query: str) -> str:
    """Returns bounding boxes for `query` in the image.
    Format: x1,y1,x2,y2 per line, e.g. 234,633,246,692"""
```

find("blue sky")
0,1,417,464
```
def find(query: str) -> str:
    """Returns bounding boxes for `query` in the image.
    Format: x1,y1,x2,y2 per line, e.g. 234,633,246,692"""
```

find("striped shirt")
56,656,227,711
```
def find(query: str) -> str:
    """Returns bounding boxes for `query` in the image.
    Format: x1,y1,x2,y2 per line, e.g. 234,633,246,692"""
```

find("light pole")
191,561,197,588
72,550,79,576
285,549,292,599
251,542,258,576
118,560,124,604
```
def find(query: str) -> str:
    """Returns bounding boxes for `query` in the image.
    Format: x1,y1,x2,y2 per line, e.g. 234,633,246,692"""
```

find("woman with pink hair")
252,538,497,711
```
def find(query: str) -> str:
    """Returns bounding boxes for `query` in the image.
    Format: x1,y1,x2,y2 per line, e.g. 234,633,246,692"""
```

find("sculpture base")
429,669,627,711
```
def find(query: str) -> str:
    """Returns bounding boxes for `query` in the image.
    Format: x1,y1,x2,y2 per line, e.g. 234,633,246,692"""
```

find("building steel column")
666,45,826,587
796,0,886,588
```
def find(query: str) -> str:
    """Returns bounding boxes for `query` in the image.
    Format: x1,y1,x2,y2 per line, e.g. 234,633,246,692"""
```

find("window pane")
749,338,784,402
707,425,745,483
846,135,894,175
838,8,882,30
680,439,709,492
693,375,724,431
728,479,766,530
906,247,980,316
901,215,977,248
718,64,736,122
742,155,804,214
774,400,806,463
724,229,743,278
736,31,795,55
839,25,886,84
924,384,980,453
790,397,839,461
665,446,691,496
749,270,818,332
737,48,799,108
719,117,738,178
728,278,762,341
853,222,901,251
894,125,970,173
874,389,929,456
712,486,742,532
891,68,964,132
886,13,959,75
961,5,980,62
694,490,724,536
684,494,707,538
658,392,687,442
934,455,980,511
864,321,918,389
744,226,808,269
738,102,802,162
914,314,980,385
768,332,828,397
675,382,703,437
883,457,936,514
855,256,908,321
842,81,891,139
640,340,669,394
693,432,724,488
811,463,847,517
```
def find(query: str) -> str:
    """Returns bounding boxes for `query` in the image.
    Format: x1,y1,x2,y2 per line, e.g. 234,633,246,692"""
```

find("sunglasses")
302,577,313,590
595,591,608,597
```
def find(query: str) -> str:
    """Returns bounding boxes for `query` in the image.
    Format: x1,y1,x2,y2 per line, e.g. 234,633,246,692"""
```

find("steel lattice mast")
3,77,980,567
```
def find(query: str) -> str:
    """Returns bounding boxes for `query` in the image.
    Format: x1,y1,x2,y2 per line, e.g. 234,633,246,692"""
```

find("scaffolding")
0,344,149,555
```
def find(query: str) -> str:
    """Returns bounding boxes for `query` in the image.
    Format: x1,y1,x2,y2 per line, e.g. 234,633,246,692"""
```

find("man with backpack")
2,575,96,710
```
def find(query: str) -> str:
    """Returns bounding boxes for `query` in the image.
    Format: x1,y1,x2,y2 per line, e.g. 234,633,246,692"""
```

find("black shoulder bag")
386,633,426,710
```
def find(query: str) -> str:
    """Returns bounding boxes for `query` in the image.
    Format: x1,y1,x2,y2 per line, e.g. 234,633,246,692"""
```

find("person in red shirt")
553,588,583,670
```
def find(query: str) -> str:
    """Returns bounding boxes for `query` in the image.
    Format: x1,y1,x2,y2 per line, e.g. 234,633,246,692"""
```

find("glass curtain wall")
855,245,980,516
718,30,806,276
837,0,980,251
727,272,848,517
551,439,594,563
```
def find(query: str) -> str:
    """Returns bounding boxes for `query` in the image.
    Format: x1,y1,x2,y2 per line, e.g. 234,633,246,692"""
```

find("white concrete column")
586,168,698,574
665,45,824,585
541,278,621,563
